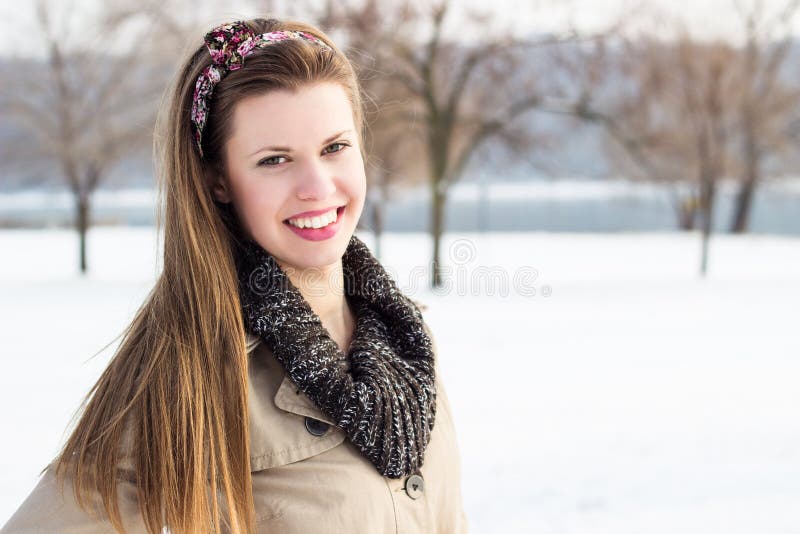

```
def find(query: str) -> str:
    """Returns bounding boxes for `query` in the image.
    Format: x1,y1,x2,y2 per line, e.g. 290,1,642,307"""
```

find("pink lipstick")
283,205,345,242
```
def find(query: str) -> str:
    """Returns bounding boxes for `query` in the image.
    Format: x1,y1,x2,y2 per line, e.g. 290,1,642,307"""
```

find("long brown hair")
52,17,366,533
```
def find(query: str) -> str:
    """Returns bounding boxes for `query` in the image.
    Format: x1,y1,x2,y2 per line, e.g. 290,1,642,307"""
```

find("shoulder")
2,455,146,533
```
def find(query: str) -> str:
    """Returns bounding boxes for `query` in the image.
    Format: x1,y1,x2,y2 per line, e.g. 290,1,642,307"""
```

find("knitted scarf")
233,233,437,479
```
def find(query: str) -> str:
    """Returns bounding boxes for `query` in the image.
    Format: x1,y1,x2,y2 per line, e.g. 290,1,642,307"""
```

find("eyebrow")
248,129,354,157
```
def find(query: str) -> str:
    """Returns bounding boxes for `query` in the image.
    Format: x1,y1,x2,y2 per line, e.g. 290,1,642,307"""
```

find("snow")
1,227,799,532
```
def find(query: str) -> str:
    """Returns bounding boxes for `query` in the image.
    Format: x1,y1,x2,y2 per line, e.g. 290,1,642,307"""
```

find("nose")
295,158,337,201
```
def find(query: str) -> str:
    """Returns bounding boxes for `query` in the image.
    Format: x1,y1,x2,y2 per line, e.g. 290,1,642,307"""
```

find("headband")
190,21,334,158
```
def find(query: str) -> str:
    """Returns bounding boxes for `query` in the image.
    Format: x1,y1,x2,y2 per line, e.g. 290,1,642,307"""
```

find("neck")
278,258,355,353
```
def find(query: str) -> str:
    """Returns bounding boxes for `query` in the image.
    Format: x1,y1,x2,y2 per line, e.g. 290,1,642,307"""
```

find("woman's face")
216,81,367,274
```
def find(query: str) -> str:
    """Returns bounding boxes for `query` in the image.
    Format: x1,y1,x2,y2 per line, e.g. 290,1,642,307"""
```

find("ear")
211,176,232,204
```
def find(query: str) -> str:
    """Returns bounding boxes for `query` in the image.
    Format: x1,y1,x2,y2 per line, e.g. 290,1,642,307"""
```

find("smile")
283,205,346,242
285,206,340,229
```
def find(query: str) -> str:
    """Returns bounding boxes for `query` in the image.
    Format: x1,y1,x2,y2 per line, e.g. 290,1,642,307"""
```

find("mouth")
283,205,345,229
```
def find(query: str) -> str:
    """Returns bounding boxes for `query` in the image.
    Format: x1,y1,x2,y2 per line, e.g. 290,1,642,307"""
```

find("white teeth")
288,208,338,229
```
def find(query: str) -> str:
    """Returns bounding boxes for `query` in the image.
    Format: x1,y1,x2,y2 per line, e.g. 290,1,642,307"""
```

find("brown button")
404,474,424,499
304,417,329,436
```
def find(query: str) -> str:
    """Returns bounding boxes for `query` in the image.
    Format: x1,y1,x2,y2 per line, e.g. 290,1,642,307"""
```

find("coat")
2,319,470,533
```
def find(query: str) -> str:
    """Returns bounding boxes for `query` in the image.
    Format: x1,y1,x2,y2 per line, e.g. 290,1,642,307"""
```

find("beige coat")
2,321,470,533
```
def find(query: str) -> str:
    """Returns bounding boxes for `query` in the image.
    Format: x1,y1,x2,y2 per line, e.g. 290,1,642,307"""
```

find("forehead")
226,82,355,152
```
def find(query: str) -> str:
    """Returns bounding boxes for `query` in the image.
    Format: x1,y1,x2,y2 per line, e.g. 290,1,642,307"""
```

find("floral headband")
190,21,334,158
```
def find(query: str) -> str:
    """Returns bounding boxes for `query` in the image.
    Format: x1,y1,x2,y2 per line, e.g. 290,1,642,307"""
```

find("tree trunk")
730,139,759,233
76,193,90,274
371,195,384,262
730,178,756,233
698,180,716,277
700,223,710,277
731,52,760,234
368,170,390,261
430,182,446,289
678,196,697,231
478,174,490,232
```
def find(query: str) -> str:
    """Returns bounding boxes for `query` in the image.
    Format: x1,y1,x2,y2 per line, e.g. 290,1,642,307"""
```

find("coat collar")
246,338,346,472
122,320,437,474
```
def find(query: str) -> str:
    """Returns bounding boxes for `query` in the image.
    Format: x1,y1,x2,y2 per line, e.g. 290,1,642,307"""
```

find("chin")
277,237,351,273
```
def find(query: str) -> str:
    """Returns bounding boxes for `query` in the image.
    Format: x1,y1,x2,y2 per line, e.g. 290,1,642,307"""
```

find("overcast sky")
2,0,800,58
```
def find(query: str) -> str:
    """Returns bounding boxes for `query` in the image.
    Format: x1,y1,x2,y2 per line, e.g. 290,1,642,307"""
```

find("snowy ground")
1,227,799,533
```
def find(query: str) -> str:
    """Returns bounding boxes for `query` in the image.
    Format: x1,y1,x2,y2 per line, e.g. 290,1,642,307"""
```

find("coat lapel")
246,339,345,472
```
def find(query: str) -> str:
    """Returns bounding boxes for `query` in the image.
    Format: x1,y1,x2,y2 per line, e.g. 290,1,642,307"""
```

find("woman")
1,17,468,534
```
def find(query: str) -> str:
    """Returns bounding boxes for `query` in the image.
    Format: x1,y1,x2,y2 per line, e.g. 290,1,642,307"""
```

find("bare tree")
318,0,598,288
729,0,800,232
675,38,739,275
1,0,181,273
563,31,740,276
391,1,563,288
569,37,706,230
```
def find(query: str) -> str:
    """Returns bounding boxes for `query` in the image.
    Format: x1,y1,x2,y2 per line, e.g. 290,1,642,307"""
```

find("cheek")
232,179,285,230
342,155,367,199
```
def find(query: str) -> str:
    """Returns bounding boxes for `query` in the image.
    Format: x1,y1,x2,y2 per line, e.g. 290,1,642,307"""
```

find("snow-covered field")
2,227,799,533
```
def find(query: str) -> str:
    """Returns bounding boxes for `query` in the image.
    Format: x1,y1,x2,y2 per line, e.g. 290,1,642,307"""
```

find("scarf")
233,233,437,479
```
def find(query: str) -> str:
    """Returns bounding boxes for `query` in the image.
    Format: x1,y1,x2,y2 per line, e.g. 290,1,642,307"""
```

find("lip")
283,205,345,242
284,205,345,221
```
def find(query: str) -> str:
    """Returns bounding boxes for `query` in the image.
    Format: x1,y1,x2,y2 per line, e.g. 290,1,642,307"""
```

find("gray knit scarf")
233,234,437,479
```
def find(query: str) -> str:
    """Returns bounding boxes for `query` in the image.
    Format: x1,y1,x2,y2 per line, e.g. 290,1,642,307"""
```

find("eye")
257,155,287,167
324,141,350,154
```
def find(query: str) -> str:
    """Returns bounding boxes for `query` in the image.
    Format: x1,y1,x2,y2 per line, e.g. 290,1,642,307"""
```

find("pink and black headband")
190,21,334,158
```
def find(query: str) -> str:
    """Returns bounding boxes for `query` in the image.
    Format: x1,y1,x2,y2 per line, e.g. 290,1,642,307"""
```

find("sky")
3,0,800,59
